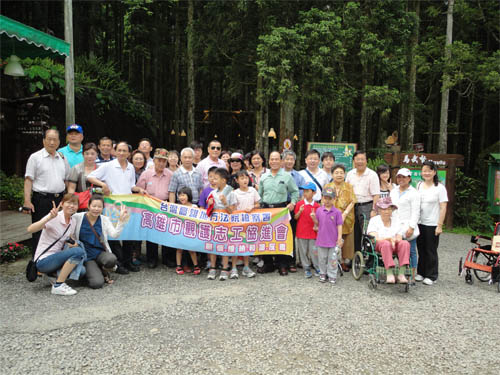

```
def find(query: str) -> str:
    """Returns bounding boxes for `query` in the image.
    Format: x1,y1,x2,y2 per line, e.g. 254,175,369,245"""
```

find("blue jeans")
409,238,417,269
36,245,86,275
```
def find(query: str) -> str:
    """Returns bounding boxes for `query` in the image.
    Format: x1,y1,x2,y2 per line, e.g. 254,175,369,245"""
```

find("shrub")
0,242,31,263
453,169,493,232
366,157,387,172
0,171,24,209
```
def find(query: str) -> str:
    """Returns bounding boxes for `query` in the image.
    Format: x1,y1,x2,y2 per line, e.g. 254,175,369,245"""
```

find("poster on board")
306,142,357,171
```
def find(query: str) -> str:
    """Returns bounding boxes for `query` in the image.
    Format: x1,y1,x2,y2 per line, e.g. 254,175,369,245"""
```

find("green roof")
490,153,500,161
0,15,69,59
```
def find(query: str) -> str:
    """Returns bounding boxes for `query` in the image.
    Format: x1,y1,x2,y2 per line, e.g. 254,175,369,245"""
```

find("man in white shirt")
87,141,138,273
345,150,380,252
299,149,330,202
195,139,227,187
23,128,70,254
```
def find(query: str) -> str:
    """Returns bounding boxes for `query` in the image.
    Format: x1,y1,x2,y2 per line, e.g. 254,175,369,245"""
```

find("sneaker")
329,278,337,285
423,278,435,285
230,268,239,279
205,260,211,270
304,268,313,279
319,274,327,283
242,266,256,278
51,283,77,296
207,268,217,280
314,268,321,277
415,274,424,282
175,266,184,275
256,259,264,268
219,270,229,281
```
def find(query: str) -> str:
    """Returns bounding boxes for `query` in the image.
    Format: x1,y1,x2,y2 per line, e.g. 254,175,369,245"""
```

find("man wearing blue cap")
58,124,84,168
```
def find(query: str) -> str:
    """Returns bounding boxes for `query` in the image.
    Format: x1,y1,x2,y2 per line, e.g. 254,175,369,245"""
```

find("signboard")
306,142,357,171
408,169,446,188
283,138,292,150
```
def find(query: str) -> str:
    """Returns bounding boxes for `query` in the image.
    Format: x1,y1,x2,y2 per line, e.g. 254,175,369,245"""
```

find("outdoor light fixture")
4,55,25,77
293,134,298,141
214,134,218,138
268,128,277,138
180,129,186,137
170,129,176,135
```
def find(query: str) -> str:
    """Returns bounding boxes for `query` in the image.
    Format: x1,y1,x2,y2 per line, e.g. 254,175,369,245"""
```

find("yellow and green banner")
103,195,293,256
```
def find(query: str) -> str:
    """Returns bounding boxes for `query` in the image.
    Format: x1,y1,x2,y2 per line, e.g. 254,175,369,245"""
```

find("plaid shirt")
168,166,204,204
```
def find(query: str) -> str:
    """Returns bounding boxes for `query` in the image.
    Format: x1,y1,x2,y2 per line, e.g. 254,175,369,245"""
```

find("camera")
65,238,76,245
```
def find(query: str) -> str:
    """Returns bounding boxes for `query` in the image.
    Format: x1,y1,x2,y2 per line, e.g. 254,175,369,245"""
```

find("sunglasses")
230,159,241,163
210,146,221,150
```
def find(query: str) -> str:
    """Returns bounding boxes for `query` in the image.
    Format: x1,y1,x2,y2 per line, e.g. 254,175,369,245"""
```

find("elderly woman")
73,194,129,288
367,197,410,284
390,168,420,283
324,163,356,271
27,193,85,296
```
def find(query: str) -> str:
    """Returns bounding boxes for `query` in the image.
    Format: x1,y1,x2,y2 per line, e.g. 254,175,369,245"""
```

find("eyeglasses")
230,159,241,163
210,146,221,150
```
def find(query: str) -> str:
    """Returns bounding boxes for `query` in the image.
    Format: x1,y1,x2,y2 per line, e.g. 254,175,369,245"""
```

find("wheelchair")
351,215,411,292
458,222,500,293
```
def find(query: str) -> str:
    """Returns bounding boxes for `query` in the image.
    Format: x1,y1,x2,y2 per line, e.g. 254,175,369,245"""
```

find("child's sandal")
175,266,184,275
102,270,114,285
193,265,201,275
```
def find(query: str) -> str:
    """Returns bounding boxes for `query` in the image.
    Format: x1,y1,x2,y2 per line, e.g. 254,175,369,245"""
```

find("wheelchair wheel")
352,251,364,280
465,270,473,285
472,251,492,282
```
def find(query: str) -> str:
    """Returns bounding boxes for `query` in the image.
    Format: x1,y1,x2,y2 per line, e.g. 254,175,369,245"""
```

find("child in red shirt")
294,182,321,278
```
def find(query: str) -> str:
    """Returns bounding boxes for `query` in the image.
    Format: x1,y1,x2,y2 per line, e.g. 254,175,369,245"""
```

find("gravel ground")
1,232,499,375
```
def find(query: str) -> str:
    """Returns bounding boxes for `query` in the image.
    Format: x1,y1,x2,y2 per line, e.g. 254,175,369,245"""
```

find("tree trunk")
336,108,344,142
454,89,461,154
174,5,181,138
297,108,306,168
64,0,75,125
359,62,369,150
255,75,264,152
102,4,109,61
186,0,195,144
438,0,454,154
309,104,316,142
466,89,474,173
263,104,269,158
279,95,295,153
406,0,420,151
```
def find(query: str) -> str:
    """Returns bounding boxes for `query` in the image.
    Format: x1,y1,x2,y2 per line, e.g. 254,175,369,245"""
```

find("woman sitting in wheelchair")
367,197,410,284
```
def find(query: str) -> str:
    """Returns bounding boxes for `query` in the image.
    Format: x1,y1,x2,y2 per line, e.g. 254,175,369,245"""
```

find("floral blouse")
324,181,357,234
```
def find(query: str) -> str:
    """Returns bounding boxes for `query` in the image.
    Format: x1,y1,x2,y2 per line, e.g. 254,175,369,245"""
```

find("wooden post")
64,0,75,126
390,148,400,182
445,158,456,229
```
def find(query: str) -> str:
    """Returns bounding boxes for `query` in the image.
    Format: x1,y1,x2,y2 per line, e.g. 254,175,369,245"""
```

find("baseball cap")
396,168,411,177
154,148,168,159
322,187,336,198
66,124,83,134
299,182,317,192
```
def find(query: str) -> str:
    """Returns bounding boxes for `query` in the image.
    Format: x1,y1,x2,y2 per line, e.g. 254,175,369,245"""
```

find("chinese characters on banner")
103,195,293,256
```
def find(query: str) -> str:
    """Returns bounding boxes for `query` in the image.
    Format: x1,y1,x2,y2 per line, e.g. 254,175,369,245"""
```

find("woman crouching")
73,194,129,289
367,197,410,284
27,193,85,296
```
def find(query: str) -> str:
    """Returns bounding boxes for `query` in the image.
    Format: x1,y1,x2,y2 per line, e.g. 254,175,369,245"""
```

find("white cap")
396,168,411,177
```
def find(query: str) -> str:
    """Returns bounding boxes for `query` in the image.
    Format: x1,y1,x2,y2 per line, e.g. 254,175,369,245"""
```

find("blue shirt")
79,215,104,261
287,169,306,200
58,144,83,168
96,154,115,165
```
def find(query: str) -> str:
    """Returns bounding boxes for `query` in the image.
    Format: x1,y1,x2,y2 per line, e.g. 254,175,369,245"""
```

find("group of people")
23,124,448,296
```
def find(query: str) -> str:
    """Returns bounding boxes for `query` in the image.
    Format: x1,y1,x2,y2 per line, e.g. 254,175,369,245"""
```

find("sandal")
175,266,184,275
193,265,201,275
289,265,297,273
102,270,114,285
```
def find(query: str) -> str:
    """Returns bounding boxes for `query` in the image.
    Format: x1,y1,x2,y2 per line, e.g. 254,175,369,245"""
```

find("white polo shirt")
195,156,227,187
25,148,69,193
346,167,381,204
299,168,330,201
87,158,135,194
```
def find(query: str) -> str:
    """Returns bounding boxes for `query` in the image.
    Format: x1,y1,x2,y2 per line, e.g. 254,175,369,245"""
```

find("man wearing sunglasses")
195,139,227,187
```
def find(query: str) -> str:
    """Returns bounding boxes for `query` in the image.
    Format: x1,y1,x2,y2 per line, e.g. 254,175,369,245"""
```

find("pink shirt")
136,167,173,201
195,156,227,187
345,167,381,203
34,211,75,261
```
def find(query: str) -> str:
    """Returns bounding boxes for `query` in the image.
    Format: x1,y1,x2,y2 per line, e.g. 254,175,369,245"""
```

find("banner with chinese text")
103,195,293,256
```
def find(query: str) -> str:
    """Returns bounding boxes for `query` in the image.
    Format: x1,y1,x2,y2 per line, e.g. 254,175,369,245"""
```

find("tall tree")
186,0,195,144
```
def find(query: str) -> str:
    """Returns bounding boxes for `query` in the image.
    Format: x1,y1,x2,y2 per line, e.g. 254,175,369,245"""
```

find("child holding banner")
231,170,260,279
206,168,237,281
175,187,202,276
310,187,343,284
294,182,320,278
